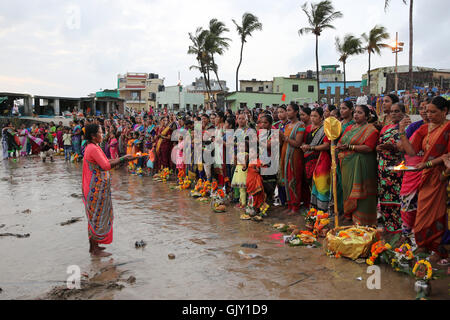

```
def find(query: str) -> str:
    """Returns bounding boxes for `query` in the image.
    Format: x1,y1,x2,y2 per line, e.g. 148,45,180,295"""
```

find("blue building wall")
320,81,362,95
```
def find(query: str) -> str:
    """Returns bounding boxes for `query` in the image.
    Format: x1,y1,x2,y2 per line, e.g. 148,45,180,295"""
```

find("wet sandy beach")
0,155,448,300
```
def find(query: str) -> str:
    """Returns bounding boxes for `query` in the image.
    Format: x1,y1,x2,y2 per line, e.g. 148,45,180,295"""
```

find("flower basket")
211,196,226,212
324,225,378,260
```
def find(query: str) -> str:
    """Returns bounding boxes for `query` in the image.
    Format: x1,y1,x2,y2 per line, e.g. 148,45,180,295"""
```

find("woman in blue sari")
72,120,82,156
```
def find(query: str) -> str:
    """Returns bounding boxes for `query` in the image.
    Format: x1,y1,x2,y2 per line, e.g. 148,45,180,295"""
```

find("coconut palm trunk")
409,0,413,91
236,41,244,92
211,55,224,92
315,34,320,102
368,51,371,94
343,61,347,97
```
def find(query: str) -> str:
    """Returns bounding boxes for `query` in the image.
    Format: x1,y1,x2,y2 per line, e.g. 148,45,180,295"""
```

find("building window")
258,87,263,92
131,92,139,100
320,89,325,94
276,86,280,92
240,103,247,108
308,86,314,93
292,84,299,92
255,103,261,108
266,85,269,89
245,87,253,92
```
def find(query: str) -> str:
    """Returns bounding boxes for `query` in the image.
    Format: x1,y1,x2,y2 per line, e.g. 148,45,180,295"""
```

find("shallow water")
0,155,448,300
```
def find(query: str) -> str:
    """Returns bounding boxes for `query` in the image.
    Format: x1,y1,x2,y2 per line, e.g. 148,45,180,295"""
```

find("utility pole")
178,71,181,112
391,32,404,94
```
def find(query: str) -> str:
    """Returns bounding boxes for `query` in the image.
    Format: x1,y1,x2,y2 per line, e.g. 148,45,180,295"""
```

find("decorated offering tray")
324,226,378,260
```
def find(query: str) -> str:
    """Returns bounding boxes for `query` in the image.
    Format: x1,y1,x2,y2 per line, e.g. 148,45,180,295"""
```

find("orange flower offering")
211,181,218,192
194,179,203,191
217,189,225,198
365,241,392,265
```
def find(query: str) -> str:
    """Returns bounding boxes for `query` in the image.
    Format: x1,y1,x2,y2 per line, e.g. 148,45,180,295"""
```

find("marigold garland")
412,260,433,280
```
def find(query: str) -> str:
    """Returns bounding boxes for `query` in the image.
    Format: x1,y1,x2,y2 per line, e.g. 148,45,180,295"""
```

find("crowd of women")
2,94,449,264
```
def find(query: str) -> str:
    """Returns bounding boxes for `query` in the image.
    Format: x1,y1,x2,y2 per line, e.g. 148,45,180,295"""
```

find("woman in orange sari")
337,105,379,226
82,124,135,256
280,103,305,215
399,96,449,261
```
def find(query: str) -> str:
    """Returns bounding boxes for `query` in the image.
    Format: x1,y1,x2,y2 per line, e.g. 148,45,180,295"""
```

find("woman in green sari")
337,105,380,226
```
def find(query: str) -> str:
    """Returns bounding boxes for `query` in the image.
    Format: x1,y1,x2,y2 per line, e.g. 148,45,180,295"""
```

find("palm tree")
232,13,263,92
385,0,413,91
298,0,343,102
362,25,390,94
206,19,231,93
335,34,364,97
188,27,214,102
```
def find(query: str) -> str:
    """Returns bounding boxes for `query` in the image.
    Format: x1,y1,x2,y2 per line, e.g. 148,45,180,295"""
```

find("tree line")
187,0,414,102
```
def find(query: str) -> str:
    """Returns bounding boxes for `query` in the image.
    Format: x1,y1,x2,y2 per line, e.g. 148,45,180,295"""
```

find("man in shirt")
40,137,54,162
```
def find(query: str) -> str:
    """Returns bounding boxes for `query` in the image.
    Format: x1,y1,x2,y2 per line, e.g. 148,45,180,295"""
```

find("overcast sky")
0,0,448,97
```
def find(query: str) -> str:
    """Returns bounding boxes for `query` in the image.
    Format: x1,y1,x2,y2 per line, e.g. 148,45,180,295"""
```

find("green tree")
298,0,343,102
362,25,390,94
188,27,214,102
206,19,231,93
335,34,364,96
385,0,413,91
232,13,263,92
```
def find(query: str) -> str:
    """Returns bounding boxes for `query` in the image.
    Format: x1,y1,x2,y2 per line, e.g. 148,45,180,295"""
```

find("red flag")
281,94,286,102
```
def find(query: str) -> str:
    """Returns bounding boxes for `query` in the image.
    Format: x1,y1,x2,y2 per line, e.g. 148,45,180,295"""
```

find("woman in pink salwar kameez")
82,124,135,256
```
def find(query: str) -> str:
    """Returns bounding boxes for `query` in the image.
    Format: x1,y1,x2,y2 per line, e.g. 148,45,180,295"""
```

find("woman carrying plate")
376,103,406,234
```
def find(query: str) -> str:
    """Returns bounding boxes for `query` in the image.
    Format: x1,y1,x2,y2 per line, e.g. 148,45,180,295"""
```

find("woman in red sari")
82,124,135,257
155,116,173,171
301,108,331,212
280,104,306,215
399,96,449,261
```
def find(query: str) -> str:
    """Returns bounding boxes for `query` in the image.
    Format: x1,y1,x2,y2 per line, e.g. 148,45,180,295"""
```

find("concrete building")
320,81,362,104
290,65,343,82
239,79,273,93
117,72,163,112
185,77,228,107
273,77,318,104
94,89,125,115
156,85,204,113
0,92,33,116
320,81,362,95
361,66,450,94
225,92,283,111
